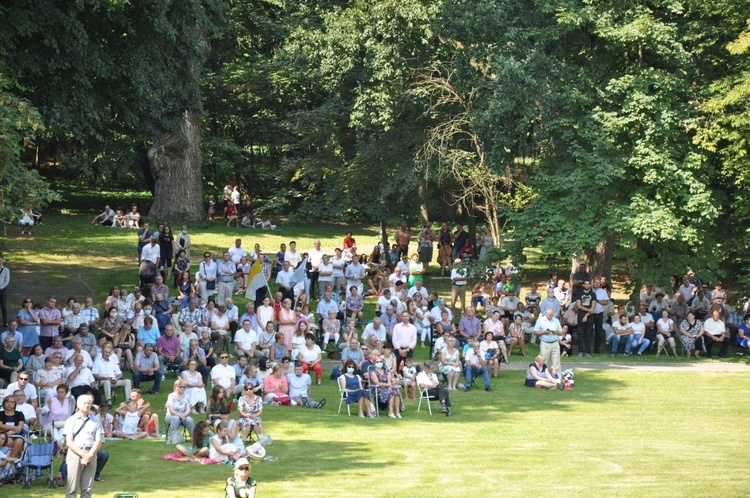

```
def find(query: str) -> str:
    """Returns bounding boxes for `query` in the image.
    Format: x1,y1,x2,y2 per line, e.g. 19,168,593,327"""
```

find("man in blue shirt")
533,308,564,371
137,317,160,349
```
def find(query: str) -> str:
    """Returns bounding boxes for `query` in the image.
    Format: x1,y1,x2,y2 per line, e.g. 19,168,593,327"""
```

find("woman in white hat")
225,457,256,497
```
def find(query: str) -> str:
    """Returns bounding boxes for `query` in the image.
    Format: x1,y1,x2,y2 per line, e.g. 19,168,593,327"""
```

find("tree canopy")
3,0,750,286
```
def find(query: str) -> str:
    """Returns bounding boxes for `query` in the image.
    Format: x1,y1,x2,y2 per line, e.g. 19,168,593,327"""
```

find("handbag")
202,262,216,290
273,394,292,405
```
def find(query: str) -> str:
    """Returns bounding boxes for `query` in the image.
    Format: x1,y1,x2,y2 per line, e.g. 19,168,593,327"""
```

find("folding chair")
336,376,351,416
417,387,437,415
366,366,380,416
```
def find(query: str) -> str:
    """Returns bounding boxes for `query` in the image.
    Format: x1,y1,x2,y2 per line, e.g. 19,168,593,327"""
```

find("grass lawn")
5,369,750,497
2,206,750,496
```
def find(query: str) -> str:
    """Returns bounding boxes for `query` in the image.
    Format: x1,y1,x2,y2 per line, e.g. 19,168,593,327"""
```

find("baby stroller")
21,437,56,488
139,259,159,298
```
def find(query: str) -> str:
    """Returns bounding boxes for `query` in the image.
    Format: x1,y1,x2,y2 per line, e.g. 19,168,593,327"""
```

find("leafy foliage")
0,77,61,222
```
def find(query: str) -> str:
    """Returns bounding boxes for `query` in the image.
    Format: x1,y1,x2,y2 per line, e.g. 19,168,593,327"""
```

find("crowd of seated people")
4,217,750,483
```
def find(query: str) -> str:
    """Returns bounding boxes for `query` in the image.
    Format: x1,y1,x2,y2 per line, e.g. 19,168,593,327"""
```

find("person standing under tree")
576,280,596,357
63,393,103,498
417,222,436,274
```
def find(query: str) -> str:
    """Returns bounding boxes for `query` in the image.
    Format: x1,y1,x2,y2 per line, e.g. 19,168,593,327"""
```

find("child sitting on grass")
114,400,149,440
99,405,114,438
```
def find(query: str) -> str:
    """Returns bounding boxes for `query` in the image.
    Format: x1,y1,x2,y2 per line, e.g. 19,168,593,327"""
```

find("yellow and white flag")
245,259,269,300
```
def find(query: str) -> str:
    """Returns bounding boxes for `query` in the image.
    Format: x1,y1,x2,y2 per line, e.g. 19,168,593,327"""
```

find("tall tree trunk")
147,111,204,223
136,144,155,195
586,235,615,281
381,220,392,267
467,202,477,248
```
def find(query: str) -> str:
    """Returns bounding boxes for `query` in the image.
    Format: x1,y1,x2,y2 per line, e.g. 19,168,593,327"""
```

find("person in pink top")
44,384,72,442
391,311,416,371
262,365,290,405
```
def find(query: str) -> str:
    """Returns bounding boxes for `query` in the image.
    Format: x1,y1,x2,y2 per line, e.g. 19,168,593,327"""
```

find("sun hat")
246,442,266,460
234,457,250,469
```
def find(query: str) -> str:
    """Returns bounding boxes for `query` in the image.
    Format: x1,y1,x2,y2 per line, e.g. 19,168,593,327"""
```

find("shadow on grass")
8,437,388,497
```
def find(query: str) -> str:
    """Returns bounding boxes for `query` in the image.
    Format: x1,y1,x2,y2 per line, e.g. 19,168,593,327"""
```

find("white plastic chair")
336,375,351,416
417,387,437,415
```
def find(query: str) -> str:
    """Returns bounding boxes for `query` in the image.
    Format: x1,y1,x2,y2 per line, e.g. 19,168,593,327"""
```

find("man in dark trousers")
576,280,596,357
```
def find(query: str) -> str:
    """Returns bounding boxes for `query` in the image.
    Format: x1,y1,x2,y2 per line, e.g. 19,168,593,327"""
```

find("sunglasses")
220,355,229,359
244,387,253,391
19,377,30,381
238,467,250,471
176,385,186,389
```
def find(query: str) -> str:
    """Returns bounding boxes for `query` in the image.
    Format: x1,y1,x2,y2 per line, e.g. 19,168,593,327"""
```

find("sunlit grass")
6,370,750,497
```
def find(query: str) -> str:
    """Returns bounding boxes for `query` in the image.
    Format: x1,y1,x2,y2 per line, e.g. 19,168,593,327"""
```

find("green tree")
0,78,60,222
693,1,750,282
437,0,719,292
0,0,219,222
274,0,443,226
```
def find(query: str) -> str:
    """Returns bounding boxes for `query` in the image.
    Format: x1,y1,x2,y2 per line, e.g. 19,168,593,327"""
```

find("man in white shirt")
464,341,491,391
92,345,131,407
416,361,451,416
639,284,656,306
6,372,38,408
391,312,416,371
64,337,93,368
228,238,248,264
701,309,729,358
140,237,161,266
330,249,346,293
388,267,406,287
608,314,633,355
235,319,260,359
316,291,339,322
345,258,365,297
430,299,453,323
450,260,468,310
592,279,610,354
407,280,428,300
362,317,387,347
390,281,407,308
12,390,37,430
396,254,411,278
376,289,395,315
66,354,102,405
679,277,697,304
275,261,295,302
637,303,655,347
307,240,325,300
317,254,333,300
500,290,520,328
211,352,238,397
513,302,535,337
